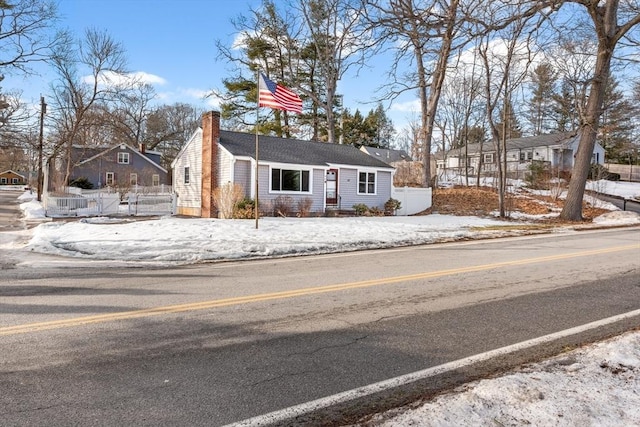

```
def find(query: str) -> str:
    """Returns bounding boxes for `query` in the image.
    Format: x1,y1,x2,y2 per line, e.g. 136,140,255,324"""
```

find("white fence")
127,194,175,216
44,190,175,217
391,186,432,216
605,163,640,182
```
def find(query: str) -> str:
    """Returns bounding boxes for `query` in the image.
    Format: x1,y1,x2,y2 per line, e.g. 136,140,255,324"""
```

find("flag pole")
255,70,260,229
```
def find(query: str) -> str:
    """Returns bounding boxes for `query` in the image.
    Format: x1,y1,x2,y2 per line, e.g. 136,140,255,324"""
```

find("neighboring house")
359,146,412,165
68,144,169,189
0,170,27,185
435,132,606,176
172,111,396,218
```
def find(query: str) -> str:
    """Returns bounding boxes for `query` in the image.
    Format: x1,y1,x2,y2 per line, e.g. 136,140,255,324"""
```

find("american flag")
258,73,302,114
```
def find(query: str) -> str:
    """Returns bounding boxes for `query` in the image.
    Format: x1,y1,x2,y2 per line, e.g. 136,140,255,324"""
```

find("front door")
326,169,338,205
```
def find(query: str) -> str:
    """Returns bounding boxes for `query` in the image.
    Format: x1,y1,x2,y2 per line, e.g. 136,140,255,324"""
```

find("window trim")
129,173,138,186
483,153,494,164
105,172,115,186
152,174,160,187
117,152,130,164
184,166,190,184
269,166,312,194
357,169,377,195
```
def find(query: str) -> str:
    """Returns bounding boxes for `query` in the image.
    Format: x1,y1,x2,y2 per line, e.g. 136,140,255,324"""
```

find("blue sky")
6,0,414,129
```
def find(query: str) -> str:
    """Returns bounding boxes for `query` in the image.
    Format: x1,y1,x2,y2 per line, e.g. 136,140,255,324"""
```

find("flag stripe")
259,73,302,114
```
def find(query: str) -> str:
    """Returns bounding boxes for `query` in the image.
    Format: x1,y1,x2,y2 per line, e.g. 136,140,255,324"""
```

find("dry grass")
432,186,610,223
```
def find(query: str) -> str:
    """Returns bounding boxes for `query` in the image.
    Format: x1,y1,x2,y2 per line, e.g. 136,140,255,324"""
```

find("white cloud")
391,99,421,113
82,70,167,88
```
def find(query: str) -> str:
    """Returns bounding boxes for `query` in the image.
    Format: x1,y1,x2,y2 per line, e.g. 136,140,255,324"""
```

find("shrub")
297,197,313,217
69,177,94,190
524,161,550,189
384,198,401,215
234,198,255,219
273,195,294,217
369,206,384,216
212,183,245,219
353,203,368,216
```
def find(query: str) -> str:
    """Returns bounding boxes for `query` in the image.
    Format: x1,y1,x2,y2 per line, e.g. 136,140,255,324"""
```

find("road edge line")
224,309,640,427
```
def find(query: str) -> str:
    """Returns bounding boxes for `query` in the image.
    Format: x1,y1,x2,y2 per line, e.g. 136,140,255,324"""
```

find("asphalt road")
1,224,639,426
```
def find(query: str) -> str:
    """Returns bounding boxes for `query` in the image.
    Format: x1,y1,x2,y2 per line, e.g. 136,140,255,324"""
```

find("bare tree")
0,0,61,73
109,82,157,147
558,0,640,221
143,103,202,169
476,1,547,217
48,28,129,190
365,0,468,188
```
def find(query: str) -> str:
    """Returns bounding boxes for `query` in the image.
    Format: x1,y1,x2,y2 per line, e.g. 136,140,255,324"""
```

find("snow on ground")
8,180,640,265
3,183,640,426
367,330,640,427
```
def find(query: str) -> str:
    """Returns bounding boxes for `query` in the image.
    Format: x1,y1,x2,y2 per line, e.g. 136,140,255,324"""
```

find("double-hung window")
117,152,130,164
184,167,190,184
271,168,310,192
358,171,376,194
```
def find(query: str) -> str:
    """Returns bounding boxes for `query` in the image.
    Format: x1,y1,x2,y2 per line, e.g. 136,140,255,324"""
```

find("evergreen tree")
551,78,579,133
526,63,558,135
599,76,635,163
362,104,395,148
495,98,522,140
215,1,301,138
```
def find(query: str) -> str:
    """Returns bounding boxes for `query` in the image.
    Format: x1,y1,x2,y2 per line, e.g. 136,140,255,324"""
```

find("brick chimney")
201,111,220,218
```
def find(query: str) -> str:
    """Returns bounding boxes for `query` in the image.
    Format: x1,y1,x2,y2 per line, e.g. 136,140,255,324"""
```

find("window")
12,178,19,184
106,172,115,186
271,168,310,192
0,178,6,184
152,174,160,186
184,167,190,184
117,152,130,164
358,171,376,194
483,153,494,164
130,173,137,186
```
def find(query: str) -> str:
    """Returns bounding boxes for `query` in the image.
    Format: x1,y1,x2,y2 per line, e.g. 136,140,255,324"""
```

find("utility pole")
37,96,46,202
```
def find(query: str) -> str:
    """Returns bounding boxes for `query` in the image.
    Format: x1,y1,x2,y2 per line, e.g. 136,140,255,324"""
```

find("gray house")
69,144,169,189
172,111,395,217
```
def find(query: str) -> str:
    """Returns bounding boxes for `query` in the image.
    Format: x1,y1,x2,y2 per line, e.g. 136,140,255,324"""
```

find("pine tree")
599,76,635,163
527,63,558,135
551,79,579,133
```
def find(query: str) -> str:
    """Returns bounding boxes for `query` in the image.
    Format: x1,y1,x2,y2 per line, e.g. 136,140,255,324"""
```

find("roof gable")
75,144,168,173
0,170,26,178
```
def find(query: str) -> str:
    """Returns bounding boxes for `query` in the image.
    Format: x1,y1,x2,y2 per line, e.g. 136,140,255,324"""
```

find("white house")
435,132,606,177
171,111,396,217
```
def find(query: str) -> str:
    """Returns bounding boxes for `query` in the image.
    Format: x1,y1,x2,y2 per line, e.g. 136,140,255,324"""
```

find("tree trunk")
559,2,619,221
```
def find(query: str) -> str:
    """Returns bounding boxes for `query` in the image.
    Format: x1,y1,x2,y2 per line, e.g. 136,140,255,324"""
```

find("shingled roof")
435,131,579,159
219,130,394,169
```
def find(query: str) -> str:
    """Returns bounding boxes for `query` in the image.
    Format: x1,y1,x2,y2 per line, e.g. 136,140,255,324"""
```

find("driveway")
0,189,26,232
0,189,44,269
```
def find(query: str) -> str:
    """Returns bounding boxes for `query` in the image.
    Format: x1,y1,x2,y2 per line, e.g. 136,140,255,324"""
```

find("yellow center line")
2,243,638,336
